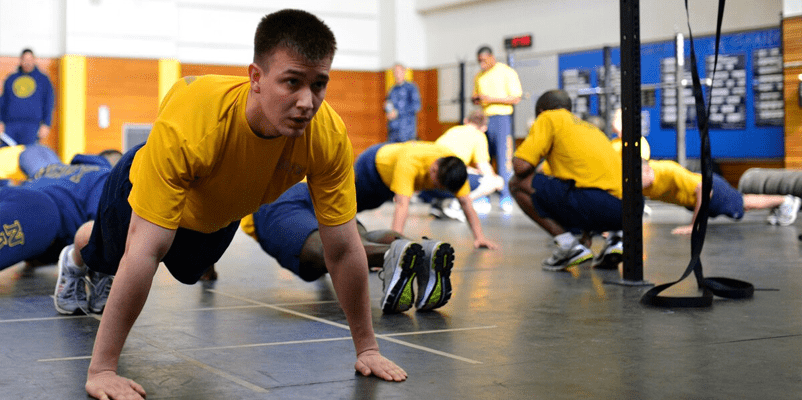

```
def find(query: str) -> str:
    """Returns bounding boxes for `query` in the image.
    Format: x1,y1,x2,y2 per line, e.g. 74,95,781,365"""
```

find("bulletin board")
557,27,783,159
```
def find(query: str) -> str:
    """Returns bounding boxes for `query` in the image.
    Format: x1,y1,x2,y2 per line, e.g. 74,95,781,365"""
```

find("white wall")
0,0,64,57
0,0,783,69
785,0,802,17
420,0,783,68
0,0,386,70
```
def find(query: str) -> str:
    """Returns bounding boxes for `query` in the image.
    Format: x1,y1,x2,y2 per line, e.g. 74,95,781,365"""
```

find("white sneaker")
542,243,593,271
473,197,492,215
776,195,802,226
500,197,514,214
442,199,466,222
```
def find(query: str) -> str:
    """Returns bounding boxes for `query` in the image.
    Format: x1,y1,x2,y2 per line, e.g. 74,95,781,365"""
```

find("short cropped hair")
20,48,33,57
437,156,468,194
466,109,488,127
476,46,493,57
253,9,337,67
535,89,572,116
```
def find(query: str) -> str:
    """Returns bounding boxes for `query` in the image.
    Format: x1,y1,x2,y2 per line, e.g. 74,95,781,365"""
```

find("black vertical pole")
459,61,466,123
620,0,644,282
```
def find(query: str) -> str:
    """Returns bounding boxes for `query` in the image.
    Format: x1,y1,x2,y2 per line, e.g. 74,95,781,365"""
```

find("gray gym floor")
2,199,801,399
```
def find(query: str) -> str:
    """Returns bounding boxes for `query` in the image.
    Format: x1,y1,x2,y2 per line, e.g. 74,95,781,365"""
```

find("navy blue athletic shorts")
530,173,623,234
253,182,323,282
0,187,60,270
81,143,239,284
709,174,744,219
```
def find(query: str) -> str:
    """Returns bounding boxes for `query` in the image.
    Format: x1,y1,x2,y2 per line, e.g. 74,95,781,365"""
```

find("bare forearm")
319,221,380,356
87,255,157,375
459,196,485,240
327,253,379,355
512,157,535,179
391,195,410,234
690,183,704,228
484,95,521,106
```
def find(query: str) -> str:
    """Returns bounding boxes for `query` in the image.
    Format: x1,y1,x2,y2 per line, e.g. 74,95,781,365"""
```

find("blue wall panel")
557,28,783,159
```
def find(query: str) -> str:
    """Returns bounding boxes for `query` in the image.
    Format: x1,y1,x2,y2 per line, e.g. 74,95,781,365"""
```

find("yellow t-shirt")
611,137,651,160
472,63,522,116
239,214,257,240
434,124,490,167
542,136,651,175
0,145,27,181
643,160,701,208
515,109,622,198
374,141,470,198
129,75,356,233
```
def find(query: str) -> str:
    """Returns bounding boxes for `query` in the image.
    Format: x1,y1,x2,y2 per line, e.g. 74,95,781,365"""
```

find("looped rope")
641,0,755,307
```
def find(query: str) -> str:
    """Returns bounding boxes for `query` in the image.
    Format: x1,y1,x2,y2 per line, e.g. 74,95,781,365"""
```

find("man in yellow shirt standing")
472,46,522,214
510,90,623,271
51,9,406,400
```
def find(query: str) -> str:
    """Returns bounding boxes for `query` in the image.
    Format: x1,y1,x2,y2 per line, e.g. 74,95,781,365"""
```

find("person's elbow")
512,157,533,177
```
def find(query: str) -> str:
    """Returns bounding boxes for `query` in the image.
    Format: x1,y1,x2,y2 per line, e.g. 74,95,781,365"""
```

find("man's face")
477,53,494,72
20,53,35,73
394,65,406,84
248,47,332,138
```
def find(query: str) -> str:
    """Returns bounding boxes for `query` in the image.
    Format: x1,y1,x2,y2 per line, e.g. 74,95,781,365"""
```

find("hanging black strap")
641,0,754,308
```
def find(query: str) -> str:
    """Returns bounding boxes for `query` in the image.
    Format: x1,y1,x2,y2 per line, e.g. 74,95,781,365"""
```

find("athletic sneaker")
88,270,114,314
593,231,623,270
772,195,802,226
500,196,514,214
429,199,445,219
53,245,88,315
442,199,466,222
542,243,593,271
473,197,492,215
767,208,779,226
416,239,455,311
379,239,424,313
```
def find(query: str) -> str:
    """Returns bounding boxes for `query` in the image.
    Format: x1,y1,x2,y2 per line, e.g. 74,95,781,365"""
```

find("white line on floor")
207,288,490,364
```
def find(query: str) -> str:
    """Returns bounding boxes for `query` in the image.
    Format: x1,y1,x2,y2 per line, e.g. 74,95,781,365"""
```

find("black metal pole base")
604,278,654,287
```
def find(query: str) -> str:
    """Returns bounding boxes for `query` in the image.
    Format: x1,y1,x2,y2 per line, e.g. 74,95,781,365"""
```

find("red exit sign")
504,34,533,50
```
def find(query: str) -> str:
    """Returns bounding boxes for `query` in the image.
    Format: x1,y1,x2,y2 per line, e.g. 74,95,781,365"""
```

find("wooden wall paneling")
784,16,802,169
0,56,60,152
413,69,441,142
327,70,385,157
85,57,159,154
181,63,249,78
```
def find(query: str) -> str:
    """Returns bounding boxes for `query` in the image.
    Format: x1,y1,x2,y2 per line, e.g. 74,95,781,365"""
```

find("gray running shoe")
53,245,88,315
593,231,623,270
542,243,593,271
379,239,424,313
416,239,454,311
88,270,114,314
